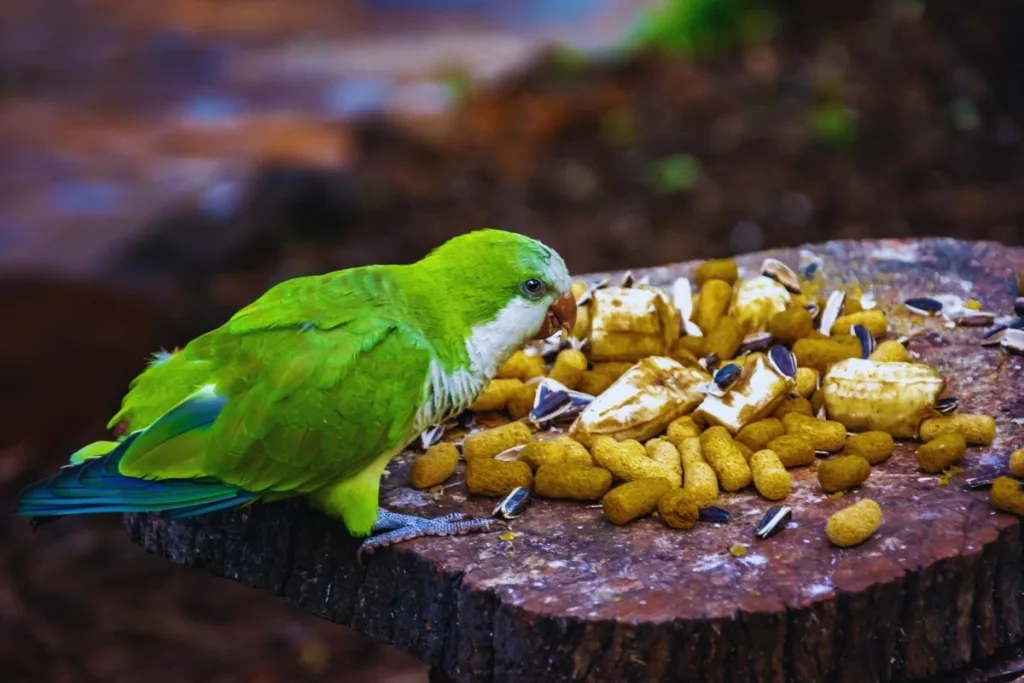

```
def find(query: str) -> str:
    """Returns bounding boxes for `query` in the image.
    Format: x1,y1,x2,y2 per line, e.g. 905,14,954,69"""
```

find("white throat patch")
465,297,546,377
413,296,547,433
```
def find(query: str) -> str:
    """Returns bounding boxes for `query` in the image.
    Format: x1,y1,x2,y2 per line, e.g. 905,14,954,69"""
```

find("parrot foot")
357,508,503,563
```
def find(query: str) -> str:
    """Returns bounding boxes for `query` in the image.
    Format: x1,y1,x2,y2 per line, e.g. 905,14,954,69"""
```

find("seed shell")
493,486,532,519
904,297,943,316
755,506,792,539
819,291,846,336
698,506,731,523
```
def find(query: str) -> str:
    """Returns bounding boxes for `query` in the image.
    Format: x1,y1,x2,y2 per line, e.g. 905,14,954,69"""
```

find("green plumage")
16,229,573,539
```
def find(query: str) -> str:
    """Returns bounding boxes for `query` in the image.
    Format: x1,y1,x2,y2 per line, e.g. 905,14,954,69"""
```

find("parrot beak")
534,291,577,340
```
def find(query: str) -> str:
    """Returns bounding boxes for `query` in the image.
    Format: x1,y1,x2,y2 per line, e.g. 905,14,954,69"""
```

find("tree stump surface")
125,238,1024,683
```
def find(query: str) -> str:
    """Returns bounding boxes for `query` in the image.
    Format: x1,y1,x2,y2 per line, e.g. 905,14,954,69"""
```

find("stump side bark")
126,238,1024,683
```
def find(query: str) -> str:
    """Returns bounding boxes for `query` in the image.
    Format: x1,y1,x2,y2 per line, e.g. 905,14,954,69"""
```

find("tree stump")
125,238,1024,683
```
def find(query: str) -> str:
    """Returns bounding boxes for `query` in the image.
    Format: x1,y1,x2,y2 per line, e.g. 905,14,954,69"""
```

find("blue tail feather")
15,387,259,523
15,449,259,518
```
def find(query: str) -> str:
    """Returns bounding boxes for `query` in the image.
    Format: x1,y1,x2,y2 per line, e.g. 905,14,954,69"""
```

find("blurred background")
2,0,1024,681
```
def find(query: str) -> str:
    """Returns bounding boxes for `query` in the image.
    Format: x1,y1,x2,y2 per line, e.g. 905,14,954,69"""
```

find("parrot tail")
15,385,260,523
68,439,123,465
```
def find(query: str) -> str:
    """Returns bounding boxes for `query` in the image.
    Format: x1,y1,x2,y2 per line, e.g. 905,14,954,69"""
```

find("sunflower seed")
699,353,721,373
768,344,798,378
739,332,774,354
935,397,959,414
710,363,743,396
493,487,531,519
620,271,635,288
672,278,704,338
819,291,846,336
950,309,997,327
530,378,594,425
966,476,996,490
755,506,792,539
799,250,824,280
851,323,876,358
1015,298,1024,318
904,297,943,316
761,258,802,294
698,506,730,523
420,424,446,449
1000,328,1024,355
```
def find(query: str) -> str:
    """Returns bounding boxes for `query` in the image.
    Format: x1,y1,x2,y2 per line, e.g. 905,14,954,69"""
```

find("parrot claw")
357,508,503,564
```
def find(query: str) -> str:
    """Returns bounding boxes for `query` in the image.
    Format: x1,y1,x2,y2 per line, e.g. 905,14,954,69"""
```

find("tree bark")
126,239,1024,683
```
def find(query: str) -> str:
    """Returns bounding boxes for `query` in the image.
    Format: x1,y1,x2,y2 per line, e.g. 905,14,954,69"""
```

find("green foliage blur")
624,0,778,59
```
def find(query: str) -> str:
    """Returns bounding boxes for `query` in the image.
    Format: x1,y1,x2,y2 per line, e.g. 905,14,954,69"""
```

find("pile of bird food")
408,255,1024,547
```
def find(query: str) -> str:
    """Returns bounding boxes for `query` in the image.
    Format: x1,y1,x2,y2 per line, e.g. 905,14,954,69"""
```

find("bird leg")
357,508,502,562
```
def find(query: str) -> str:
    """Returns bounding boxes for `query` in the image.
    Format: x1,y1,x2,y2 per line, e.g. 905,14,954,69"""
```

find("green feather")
16,229,573,537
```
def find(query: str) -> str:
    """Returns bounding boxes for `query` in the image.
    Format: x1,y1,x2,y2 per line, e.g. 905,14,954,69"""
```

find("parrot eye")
521,278,546,298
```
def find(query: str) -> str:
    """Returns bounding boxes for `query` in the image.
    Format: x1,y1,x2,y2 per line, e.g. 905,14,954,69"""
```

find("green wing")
118,268,436,495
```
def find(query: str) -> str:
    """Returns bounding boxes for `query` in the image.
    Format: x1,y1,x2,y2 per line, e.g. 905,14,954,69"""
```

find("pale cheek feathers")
465,297,547,376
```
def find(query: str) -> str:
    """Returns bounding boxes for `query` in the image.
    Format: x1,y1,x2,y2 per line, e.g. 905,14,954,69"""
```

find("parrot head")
423,229,576,358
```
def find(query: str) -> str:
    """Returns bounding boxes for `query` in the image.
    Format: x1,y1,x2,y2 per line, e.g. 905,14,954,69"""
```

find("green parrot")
15,229,577,557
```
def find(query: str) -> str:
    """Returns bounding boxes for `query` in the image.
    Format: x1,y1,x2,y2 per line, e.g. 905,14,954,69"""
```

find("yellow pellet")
678,436,705,466
832,309,888,339
1010,449,1024,478
919,414,996,445
683,461,719,506
591,361,634,381
496,350,547,381
734,440,754,462
669,342,701,368
535,464,613,501
768,306,814,343
915,433,967,474
469,378,524,412
991,476,1024,515
699,426,752,492
795,367,819,398
602,477,674,525
665,415,703,449
817,455,871,493
845,431,895,465
658,488,700,530
792,336,862,373
555,435,597,467
591,436,682,487
695,279,733,335
782,412,846,452
465,458,534,497
462,421,532,461
675,335,706,357
577,370,615,396
735,418,786,451
519,439,568,470
773,397,814,419
826,498,883,547
750,449,791,500
571,281,592,340
694,258,739,286
549,349,588,389
868,340,909,363
409,443,460,489
1019,271,1024,296
811,389,826,417
766,434,816,468
507,382,539,419
645,438,683,480
704,315,744,361
841,297,863,315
